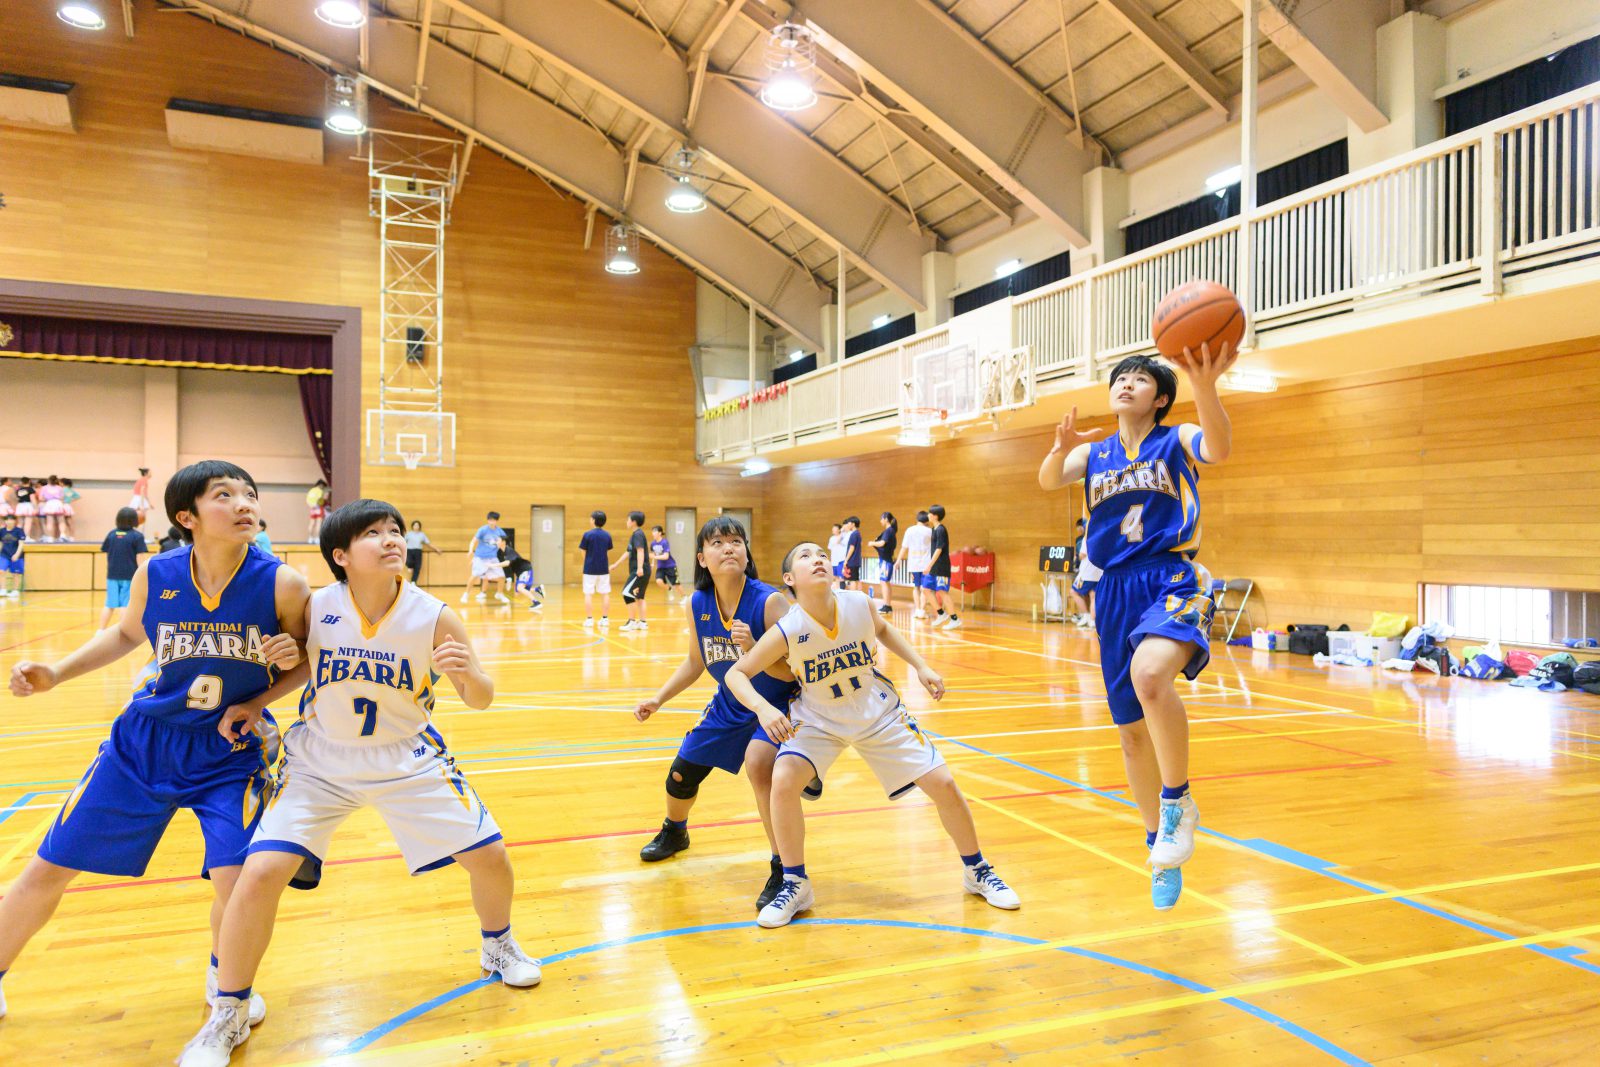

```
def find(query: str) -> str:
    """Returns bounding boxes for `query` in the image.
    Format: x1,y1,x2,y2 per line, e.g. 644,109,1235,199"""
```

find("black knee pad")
665,756,713,800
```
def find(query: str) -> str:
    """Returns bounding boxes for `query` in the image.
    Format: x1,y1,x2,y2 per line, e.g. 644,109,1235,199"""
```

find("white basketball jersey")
778,589,899,730
300,579,444,745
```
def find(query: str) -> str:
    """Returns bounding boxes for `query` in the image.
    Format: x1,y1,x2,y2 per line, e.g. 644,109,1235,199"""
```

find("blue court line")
928,730,1600,979
334,917,1368,1064
0,791,51,827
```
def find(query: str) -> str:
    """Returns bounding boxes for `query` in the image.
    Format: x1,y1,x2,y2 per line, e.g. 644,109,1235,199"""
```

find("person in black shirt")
869,511,898,614
926,504,960,630
99,507,148,629
841,516,863,591
621,510,652,633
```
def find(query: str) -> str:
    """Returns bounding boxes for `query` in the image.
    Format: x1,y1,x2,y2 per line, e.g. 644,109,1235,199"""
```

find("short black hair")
628,510,645,526
1076,518,1086,528
114,507,138,530
164,460,258,543
830,522,841,530
321,498,406,582
1109,354,1178,423
411,520,422,529
929,504,946,521
692,515,757,593
846,516,860,527
651,525,664,535
138,467,149,476
916,510,929,523
591,510,607,527
258,519,268,530
486,511,501,521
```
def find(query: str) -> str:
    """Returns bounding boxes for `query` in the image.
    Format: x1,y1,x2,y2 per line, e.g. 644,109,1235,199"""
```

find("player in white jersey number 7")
726,542,1020,929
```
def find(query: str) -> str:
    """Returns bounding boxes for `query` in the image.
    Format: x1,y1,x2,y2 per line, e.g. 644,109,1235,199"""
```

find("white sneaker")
962,862,1020,910
943,616,962,630
475,593,487,602
205,965,267,1026
459,592,470,604
756,876,813,928
495,592,510,604
636,621,648,631
583,618,594,629
619,619,637,631
599,617,609,628
913,610,928,620
1149,793,1199,868
178,997,251,1067
480,933,542,987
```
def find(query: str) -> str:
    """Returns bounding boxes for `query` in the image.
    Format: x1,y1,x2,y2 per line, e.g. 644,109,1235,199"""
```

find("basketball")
1151,280,1244,361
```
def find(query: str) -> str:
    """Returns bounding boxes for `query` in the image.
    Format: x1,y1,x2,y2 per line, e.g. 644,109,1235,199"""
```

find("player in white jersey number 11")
726,541,1020,928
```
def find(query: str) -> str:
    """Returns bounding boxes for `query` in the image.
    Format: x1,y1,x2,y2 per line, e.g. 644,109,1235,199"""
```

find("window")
1420,584,1598,646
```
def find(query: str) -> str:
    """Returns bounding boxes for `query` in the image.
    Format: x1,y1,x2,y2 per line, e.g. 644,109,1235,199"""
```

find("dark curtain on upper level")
773,353,817,383
845,313,917,358
1445,35,1600,134
1125,139,1350,255
952,250,1072,316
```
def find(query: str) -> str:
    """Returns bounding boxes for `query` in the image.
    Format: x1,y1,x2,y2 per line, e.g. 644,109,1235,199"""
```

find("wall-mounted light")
994,259,1022,278
740,458,773,477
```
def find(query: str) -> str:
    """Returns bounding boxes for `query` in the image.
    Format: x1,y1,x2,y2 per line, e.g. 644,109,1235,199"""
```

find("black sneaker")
639,819,690,862
755,856,784,912
877,604,893,614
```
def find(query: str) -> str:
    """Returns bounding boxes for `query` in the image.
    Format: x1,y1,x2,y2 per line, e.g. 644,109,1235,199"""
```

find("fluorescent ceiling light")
741,459,773,476
994,259,1022,278
314,1,366,28
1205,165,1242,191
789,349,805,361
57,4,106,29
872,314,892,328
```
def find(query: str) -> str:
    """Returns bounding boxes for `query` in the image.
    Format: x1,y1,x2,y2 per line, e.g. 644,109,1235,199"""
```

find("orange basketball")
1151,280,1243,361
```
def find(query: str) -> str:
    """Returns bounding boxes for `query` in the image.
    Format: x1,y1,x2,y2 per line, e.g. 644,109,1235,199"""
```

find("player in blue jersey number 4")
1,461,307,1027
1038,341,1237,911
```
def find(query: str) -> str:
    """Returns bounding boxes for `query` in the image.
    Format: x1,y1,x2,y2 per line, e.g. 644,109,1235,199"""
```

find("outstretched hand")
1175,341,1239,387
1051,406,1106,453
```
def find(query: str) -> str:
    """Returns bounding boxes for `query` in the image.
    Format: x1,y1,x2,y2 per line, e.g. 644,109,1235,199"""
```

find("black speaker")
405,326,426,363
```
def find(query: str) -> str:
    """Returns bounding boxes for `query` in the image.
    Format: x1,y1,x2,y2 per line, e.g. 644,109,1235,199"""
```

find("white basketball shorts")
777,703,945,800
250,721,501,887
471,556,505,580
582,573,611,595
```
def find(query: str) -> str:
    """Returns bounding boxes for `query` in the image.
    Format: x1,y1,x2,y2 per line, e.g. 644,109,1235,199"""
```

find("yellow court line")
965,795,1359,969
0,808,58,875
814,920,1600,1067
281,851,1600,1067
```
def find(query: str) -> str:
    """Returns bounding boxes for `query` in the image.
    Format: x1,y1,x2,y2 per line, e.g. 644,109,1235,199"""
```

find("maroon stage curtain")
0,312,331,373
298,374,334,485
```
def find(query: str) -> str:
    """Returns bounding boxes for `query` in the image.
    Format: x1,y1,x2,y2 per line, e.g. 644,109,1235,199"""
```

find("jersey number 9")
186,674,223,711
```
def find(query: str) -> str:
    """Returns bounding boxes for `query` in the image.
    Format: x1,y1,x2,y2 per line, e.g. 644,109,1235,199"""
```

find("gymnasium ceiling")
163,0,1403,347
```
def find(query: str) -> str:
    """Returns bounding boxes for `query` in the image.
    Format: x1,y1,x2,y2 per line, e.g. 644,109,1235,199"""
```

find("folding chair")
1210,578,1255,642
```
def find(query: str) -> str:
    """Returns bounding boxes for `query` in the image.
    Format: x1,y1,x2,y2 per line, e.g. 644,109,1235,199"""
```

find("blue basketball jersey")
692,579,796,720
129,544,282,730
1084,423,1202,571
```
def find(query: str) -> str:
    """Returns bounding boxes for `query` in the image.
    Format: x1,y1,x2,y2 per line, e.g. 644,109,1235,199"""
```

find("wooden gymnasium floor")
2,586,1598,1065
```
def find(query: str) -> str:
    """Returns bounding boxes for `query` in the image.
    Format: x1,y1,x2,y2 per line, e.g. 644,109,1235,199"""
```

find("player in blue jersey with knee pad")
1,460,307,1024
633,515,808,912
1038,342,1237,910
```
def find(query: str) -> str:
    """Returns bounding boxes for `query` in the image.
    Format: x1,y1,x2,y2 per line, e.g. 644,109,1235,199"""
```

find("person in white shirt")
826,523,846,586
725,540,1020,929
894,510,934,620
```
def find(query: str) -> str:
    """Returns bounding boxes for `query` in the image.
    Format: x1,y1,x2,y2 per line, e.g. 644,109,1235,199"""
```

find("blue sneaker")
1152,865,1183,910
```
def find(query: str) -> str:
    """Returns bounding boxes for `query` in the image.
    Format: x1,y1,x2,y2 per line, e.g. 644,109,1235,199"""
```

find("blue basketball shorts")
1094,556,1215,725
919,573,950,592
677,700,787,775
39,710,274,878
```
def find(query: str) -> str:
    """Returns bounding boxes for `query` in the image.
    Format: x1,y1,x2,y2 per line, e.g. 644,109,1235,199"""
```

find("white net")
366,409,456,468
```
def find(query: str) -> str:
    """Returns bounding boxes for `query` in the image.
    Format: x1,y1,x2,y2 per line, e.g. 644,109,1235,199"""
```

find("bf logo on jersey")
160,589,178,600
321,614,342,625
797,633,810,644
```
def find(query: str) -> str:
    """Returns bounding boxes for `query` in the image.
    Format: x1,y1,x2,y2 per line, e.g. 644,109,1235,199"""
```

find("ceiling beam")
1095,0,1227,115
1115,65,1309,171
734,1,1019,222
685,0,743,130
433,0,931,307
1234,0,1389,132
413,0,434,102
170,0,829,349
802,0,1101,244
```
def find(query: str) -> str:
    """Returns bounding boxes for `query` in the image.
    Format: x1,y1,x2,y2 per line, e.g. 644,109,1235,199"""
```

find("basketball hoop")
400,451,422,471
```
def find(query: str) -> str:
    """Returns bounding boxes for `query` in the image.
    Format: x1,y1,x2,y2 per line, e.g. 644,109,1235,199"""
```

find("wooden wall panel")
1,9,756,567
758,340,1600,628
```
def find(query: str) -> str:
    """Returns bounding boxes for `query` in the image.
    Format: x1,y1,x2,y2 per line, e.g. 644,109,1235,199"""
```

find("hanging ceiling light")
664,148,707,213
760,21,819,111
314,1,367,29
324,74,366,135
604,221,641,275
57,4,106,29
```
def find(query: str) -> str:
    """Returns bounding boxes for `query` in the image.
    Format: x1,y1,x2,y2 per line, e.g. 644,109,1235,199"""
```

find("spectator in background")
38,476,66,543
59,478,80,541
620,511,652,633
868,512,898,614
129,468,151,534
896,510,933,621
306,479,329,541
827,523,846,587
0,514,25,600
463,511,510,605
158,525,184,554
841,516,863,591
650,525,680,603
15,477,39,541
925,503,959,630
579,510,615,629
98,507,147,629
405,519,442,584
253,519,274,556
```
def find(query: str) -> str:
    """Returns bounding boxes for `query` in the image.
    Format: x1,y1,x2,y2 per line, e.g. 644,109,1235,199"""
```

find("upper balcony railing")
699,82,1600,462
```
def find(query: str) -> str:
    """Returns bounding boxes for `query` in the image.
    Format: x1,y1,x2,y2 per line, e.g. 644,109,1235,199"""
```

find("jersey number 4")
1120,504,1145,543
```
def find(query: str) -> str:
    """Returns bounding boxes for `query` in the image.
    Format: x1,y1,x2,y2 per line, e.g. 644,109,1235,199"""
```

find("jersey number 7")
353,697,378,737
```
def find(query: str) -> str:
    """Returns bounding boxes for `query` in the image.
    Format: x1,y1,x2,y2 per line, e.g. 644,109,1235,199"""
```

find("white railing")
698,82,1600,463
